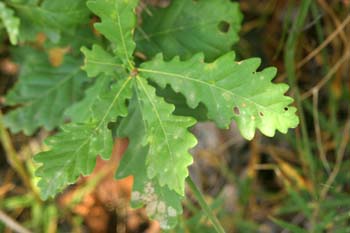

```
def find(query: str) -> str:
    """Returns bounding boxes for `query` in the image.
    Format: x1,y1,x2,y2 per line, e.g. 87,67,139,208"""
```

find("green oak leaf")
28,0,300,229
155,85,208,121
140,52,299,140
81,45,123,78
116,94,184,229
35,123,113,199
0,2,20,45
34,77,132,199
4,47,86,135
134,78,197,195
135,0,242,61
65,76,110,123
10,0,90,42
87,0,138,68
8,0,39,5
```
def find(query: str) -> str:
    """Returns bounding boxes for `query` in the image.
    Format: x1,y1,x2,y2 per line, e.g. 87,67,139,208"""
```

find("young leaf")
0,2,20,45
81,45,123,78
4,48,86,135
140,52,299,140
135,0,242,61
116,98,183,229
134,78,197,195
87,0,138,68
34,77,132,199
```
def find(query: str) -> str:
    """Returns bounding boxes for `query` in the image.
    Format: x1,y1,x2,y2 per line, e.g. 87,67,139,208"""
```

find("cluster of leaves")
2,0,299,229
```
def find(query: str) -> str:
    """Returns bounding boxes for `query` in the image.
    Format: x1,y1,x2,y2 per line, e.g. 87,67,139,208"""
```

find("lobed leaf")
155,85,209,122
35,76,132,199
81,45,123,78
116,98,183,229
4,48,86,135
135,0,242,61
65,76,110,123
35,123,113,199
140,52,299,140
134,78,197,195
0,2,20,45
10,0,90,42
87,0,138,68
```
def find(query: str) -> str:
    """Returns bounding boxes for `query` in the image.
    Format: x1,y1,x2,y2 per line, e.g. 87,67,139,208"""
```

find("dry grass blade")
298,14,350,69
302,48,350,99
320,117,350,200
0,210,33,233
278,14,350,81
312,90,329,172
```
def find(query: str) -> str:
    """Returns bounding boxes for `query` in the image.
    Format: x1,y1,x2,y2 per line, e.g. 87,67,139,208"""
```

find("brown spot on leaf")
49,47,70,67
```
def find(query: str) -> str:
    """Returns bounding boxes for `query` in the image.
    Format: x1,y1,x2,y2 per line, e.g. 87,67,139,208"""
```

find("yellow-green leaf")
140,52,299,140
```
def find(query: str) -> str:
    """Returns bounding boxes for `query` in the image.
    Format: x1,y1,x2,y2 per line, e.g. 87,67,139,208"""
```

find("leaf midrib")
115,3,133,69
46,77,132,192
85,59,123,68
138,68,284,115
135,20,224,42
136,77,181,191
13,68,81,108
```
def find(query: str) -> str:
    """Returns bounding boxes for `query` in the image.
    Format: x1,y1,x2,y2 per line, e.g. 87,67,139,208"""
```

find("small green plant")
2,0,299,229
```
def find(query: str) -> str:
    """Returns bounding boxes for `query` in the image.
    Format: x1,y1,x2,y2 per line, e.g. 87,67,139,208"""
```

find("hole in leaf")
259,112,264,117
233,106,240,115
218,21,230,33
284,107,288,111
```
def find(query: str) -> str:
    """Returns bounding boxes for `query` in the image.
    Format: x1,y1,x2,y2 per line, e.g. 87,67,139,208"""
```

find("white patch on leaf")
157,201,166,214
131,191,141,201
133,182,178,229
159,219,170,229
167,206,177,217
146,200,157,215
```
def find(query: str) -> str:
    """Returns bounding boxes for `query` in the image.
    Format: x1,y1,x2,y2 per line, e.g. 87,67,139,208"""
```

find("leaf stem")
186,176,226,233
